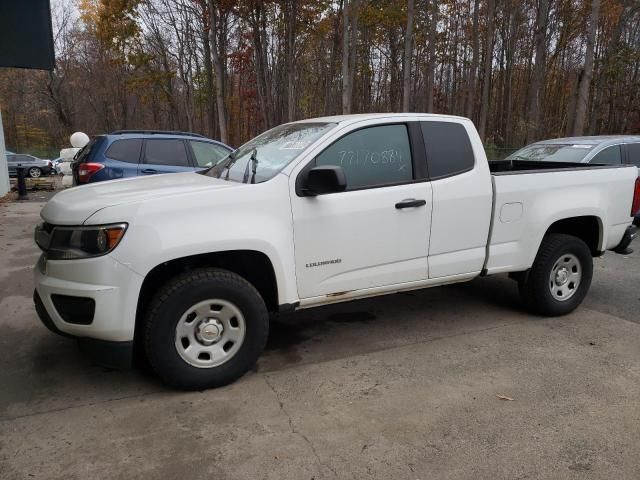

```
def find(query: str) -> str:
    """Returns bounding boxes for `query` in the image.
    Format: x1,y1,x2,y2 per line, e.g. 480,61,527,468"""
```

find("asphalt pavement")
1,199,639,479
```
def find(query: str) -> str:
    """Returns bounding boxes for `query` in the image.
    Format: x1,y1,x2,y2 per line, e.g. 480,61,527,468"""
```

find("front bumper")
34,290,133,369
33,253,144,343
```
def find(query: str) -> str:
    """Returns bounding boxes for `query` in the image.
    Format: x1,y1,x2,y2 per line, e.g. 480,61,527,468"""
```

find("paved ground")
1,199,639,479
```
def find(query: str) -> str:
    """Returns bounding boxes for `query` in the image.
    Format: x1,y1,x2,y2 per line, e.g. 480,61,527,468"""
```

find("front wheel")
144,268,269,390
518,234,593,316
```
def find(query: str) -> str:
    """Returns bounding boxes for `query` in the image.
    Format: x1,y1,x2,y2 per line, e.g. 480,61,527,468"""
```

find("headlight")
35,223,127,260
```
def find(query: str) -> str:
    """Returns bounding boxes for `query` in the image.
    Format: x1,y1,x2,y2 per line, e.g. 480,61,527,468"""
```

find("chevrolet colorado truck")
33,114,640,390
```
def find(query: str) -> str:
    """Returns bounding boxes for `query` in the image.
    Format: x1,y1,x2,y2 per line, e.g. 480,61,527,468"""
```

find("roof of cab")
292,112,469,125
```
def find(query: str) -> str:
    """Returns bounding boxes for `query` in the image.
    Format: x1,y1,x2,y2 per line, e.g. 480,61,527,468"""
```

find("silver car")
7,153,53,178
507,136,640,225
506,135,640,167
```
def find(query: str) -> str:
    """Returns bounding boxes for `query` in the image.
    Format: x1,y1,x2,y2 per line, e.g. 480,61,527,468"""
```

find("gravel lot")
1,198,639,479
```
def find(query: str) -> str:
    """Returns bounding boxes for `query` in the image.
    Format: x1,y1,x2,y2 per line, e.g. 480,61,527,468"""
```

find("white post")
0,109,9,197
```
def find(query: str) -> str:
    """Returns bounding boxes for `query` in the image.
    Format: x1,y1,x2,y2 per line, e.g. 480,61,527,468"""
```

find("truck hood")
41,172,240,225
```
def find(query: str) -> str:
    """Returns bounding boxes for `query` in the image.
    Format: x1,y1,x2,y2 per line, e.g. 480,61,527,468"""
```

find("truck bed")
485,163,638,275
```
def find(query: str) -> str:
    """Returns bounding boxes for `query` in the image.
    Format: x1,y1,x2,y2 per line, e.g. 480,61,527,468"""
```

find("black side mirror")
302,165,347,196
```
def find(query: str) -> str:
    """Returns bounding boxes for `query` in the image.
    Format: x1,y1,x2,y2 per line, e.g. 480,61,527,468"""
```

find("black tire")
518,233,593,316
144,268,269,390
28,167,42,178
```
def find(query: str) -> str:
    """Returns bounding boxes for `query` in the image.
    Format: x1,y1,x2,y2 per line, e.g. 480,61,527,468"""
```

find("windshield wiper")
210,150,237,179
243,149,259,184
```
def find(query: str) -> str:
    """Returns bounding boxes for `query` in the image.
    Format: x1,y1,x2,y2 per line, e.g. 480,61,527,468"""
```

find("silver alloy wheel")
29,167,41,178
549,253,582,301
174,299,246,368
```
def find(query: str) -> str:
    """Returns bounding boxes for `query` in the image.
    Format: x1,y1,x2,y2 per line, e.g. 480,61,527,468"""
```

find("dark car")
72,130,233,185
7,153,53,178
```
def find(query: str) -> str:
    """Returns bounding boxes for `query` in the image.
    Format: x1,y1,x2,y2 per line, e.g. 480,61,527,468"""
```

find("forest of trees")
0,0,638,157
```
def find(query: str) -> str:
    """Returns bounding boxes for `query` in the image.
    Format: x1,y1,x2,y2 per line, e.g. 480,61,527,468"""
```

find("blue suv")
72,130,232,185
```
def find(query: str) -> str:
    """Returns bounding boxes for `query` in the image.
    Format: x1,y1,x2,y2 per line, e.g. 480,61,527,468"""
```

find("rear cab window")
421,121,474,179
627,143,640,167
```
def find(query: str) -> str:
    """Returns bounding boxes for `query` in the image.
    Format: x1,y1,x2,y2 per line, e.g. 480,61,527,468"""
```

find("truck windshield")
507,143,594,163
205,122,335,183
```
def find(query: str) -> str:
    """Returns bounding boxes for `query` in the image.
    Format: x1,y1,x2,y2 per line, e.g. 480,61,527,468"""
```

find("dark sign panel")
0,0,55,71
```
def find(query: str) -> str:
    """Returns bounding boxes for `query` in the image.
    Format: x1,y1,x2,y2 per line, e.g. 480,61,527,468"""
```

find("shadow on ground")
1,270,526,420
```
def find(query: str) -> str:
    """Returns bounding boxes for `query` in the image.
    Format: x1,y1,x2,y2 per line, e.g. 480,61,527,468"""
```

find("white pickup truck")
33,114,640,390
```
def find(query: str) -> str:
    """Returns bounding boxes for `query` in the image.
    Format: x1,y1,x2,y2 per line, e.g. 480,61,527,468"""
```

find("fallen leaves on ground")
496,394,514,401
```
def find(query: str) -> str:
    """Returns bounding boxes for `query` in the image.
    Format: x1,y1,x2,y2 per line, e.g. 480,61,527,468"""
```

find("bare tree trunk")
402,0,415,112
525,0,551,143
348,1,359,110
46,72,73,130
202,20,216,138
502,7,517,145
325,3,342,115
565,71,579,135
571,0,601,136
207,0,228,144
466,0,480,119
341,0,358,114
285,0,297,122
249,4,272,128
425,0,437,112
478,0,495,141
203,32,216,137
590,1,631,134
341,0,351,114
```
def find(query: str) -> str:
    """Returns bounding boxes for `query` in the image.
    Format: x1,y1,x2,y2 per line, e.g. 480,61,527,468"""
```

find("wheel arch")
543,215,604,256
134,250,279,352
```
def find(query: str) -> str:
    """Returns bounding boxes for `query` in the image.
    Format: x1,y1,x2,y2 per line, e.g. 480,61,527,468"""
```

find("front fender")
85,175,299,305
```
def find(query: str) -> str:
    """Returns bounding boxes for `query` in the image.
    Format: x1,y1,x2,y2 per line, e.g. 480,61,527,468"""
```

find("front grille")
51,294,95,325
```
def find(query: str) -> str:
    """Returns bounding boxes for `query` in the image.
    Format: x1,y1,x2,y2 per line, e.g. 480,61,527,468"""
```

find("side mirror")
302,165,347,196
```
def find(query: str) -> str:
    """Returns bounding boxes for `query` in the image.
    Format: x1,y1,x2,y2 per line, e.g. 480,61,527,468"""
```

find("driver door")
290,122,432,299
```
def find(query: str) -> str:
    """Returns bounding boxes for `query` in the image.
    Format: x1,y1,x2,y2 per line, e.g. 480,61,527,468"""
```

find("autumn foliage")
0,0,638,155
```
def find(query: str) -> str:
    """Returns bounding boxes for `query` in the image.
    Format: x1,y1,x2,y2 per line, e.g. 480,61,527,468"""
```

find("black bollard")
16,167,28,200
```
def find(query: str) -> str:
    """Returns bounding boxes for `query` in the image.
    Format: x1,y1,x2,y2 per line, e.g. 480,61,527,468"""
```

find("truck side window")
627,143,640,167
315,124,413,190
591,145,621,165
421,122,474,179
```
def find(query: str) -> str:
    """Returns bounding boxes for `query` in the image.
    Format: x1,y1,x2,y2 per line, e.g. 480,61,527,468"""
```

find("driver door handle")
395,198,427,209
141,169,157,174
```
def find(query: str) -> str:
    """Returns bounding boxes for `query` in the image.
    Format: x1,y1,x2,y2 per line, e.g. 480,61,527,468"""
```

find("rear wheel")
518,234,593,316
28,167,42,178
144,268,269,390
